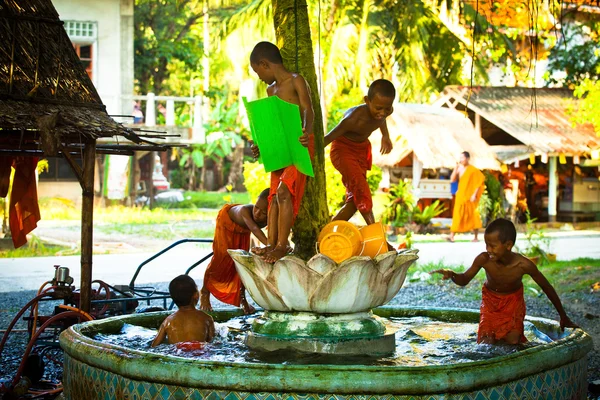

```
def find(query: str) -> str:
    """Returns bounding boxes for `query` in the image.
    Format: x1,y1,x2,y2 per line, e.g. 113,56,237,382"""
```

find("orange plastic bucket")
317,221,362,263
359,222,387,258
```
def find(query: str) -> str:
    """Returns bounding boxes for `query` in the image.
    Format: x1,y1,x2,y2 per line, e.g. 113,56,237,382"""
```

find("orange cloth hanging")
451,165,485,233
330,136,373,214
268,135,314,218
4,157,41,249
203,204,250,307
478,285,527,344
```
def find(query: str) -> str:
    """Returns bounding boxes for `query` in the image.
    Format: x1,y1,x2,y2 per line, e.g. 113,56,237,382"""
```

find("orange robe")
2,157,41,248
451,165,485,233
269,135,314,218
203,204,250,307
330,136,373,214
478,285,527,344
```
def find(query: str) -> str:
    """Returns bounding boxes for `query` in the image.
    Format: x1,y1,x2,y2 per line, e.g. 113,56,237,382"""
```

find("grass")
0,235,73,258
40,197,220,223
411,258,600,301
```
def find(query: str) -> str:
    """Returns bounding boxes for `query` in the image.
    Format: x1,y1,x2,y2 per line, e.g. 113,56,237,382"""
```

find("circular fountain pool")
59,307,592,399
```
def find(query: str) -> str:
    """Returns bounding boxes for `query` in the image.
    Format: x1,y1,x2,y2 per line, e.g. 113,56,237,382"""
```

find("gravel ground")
1,280,598,398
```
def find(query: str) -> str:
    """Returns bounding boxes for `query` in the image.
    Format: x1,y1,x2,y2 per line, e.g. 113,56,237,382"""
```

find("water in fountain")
91,315,556,366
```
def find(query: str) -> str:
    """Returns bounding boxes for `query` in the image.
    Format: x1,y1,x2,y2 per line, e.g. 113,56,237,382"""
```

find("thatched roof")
373,104,501,170
434,86,599,157
0,0,172,156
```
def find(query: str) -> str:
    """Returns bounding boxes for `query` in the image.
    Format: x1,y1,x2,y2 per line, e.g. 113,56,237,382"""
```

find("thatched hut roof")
372,104,501,170
0,0,171,156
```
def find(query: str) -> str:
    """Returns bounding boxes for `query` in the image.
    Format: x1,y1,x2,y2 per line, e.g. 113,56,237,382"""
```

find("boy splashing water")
249,41,314,263
431,218,577,344
152,275,215,347
324,79,395,225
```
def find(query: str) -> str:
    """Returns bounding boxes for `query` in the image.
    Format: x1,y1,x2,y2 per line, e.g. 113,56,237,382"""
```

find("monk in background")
200,189,269,314
449,151,485,242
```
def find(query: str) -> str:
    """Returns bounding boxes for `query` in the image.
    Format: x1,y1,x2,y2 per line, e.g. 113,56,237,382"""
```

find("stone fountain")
227,249,419,355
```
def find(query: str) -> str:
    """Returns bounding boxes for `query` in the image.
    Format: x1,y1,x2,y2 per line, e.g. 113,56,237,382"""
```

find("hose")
0,289,56,357
11,310,93,388
30,281,52,337
57,305,93,322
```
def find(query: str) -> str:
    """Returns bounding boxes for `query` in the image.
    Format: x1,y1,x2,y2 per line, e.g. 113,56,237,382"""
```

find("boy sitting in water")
322,79,394,226
151,275,215,347
248,41,315,263
200,189,269,314
431,218,577,344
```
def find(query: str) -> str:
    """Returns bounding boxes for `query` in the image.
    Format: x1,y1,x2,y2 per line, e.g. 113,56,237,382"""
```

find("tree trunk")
272,0,329,260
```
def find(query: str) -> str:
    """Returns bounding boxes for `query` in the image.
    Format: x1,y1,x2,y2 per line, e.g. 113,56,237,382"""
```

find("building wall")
53,0,134,116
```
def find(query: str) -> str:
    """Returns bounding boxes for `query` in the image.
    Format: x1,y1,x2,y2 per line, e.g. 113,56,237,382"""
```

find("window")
65,21,97,41
65,21,97,80
73,44,93,80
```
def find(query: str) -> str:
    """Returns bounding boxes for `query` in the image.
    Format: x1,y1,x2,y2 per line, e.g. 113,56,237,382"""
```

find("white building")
53,0,134,116
38,0,135,202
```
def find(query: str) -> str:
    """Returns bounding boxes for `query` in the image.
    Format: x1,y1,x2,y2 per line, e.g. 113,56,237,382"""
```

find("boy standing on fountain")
200,189,270,314
152,275,215,347
431,218,577,345
323,79,394,226
248,41,315,263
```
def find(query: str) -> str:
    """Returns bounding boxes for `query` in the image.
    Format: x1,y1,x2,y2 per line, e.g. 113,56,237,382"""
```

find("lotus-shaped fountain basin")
228,249,419,313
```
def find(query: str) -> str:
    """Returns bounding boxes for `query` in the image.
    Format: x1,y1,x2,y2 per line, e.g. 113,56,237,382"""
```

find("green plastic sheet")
243,96,314,177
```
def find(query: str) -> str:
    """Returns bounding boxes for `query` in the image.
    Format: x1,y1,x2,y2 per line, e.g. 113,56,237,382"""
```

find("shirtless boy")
249,41,315,263
431,218,577,344
152,275,215,347
324,79,395,225
200,189,269,314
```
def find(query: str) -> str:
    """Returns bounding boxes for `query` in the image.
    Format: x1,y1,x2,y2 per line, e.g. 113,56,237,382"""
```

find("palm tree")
272,0,329,260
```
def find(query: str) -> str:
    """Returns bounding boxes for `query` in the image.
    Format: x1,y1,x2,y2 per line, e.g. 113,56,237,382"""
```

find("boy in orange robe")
324,80,395,225
449,151,485,242
248,42,315,263
200,189,269,314
432,218,577,344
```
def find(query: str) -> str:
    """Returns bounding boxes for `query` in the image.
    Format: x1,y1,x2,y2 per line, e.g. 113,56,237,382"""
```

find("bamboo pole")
80,140,96,313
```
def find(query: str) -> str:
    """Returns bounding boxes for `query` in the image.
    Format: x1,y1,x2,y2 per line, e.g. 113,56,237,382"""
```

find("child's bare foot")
241,298,256,315
263,244,289,263
200,290,212,312
472,239,480,242
252,245,272,256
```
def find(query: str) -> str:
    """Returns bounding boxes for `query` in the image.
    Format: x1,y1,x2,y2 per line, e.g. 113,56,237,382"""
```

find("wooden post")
80,140,96,313
548,155,558,222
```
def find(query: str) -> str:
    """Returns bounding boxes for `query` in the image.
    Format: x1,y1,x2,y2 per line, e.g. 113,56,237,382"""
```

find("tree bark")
226,143,245,191
272,0,329,260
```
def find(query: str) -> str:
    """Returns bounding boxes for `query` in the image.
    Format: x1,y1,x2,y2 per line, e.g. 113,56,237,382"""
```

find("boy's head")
459,151,471,166
253,188,270,225
484,218,517,260
365,79,395,121
250,42,283,85
169,275,199,308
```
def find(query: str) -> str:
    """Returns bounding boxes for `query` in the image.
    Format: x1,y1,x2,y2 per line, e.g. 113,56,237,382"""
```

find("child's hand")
430,269,454,280
250,141,260,159
380,136,393,155
299,128,310,148
560,315,578,331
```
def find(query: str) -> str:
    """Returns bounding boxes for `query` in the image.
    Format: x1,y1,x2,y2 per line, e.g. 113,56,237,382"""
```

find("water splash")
92,316,549,366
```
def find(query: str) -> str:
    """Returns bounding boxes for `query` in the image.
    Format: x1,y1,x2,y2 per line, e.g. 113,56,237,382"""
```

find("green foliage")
412,200,446,226
243,161,271,202
160,191,251,209
518,211,551,264
572,79,600,134
546,20,600,87
478,172,505,225
381,181,415,227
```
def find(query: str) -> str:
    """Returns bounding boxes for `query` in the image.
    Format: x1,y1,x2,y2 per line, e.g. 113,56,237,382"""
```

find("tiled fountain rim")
59,307,593,395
